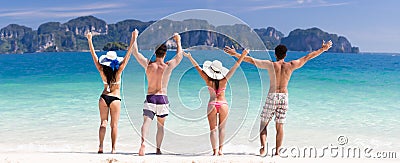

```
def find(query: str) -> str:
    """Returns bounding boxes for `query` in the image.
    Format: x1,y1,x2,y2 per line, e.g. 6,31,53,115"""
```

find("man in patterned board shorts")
261,93,288,124
224,40,332,156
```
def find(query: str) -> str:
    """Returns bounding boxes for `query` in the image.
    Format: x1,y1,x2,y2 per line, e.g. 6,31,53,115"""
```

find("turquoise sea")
0,50,399,154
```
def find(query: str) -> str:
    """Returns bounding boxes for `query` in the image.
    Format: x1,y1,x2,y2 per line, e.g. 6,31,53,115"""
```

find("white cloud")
48,3,123,12
249,2,297,10
297,0,305,4
0,11,36,17
47,10,115,18
0,2,123,18
248,0,350,11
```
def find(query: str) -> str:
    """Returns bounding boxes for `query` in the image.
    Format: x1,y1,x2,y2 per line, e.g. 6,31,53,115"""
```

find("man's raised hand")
183,52,191,58
322,40,333,52
132,29,139,40
86,32,92,40
173,33,181,43
224,45,237,56
242,49,250,56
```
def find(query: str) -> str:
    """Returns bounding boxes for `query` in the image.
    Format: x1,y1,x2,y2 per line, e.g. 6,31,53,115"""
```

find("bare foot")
259,147,267,157
274,148,280,157
218,150,224,156
111,148,116,154
212,149,218,156
98,145,103,154
138,144,145,156
156,148,162,155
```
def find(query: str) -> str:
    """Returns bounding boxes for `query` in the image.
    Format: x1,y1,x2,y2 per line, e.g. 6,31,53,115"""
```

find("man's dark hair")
275,44,287,60
155,44,167,58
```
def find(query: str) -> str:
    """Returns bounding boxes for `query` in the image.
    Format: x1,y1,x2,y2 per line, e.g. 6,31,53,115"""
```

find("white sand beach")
1,152,398,163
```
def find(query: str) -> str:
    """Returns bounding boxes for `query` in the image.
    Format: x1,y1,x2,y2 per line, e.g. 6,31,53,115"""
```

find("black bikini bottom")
100,94,121,107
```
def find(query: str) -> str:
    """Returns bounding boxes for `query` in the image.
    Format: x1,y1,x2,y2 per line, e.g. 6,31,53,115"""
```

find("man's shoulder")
272,61,295,69
148,62,169,69
282,60,297,65
272,61,290,65
147,62,157,68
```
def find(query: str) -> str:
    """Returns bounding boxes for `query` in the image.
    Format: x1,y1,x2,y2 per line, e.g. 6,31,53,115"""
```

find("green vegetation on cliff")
0,16,359,54
281,27,359,53
103,42,128,51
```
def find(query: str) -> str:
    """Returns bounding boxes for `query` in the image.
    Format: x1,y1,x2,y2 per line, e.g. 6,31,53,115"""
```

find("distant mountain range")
0,15,359,54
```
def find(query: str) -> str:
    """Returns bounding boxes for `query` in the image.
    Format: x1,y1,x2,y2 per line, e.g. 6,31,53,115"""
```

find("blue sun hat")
99,51,124,71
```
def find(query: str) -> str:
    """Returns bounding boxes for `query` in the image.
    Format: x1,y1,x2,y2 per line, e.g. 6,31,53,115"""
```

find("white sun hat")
202,60,229,80
99,51,124,70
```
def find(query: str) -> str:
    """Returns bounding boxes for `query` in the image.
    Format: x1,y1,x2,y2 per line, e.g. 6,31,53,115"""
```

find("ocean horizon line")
1,49,398,55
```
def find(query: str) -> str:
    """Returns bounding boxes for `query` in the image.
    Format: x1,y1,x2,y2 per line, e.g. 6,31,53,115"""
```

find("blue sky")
1,0,399,53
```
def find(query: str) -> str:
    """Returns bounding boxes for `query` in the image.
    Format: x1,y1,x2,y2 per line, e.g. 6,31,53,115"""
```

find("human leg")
139,113,154,156
98,97,109,153
259,120,270,156
275,123,284,155
156,116,166,155
109,100,121,154
207,105,218,155
217,104,229,156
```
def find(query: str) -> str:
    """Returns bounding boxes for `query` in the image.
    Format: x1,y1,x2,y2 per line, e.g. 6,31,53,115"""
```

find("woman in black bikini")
86,29,137,154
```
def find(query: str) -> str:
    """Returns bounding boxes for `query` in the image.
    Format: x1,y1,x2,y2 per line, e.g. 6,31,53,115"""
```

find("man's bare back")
270,60,296,93
132,33,182,95
146,61,172,95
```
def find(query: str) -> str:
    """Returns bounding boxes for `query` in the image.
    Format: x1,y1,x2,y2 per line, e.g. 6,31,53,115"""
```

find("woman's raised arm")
224,49,249,80
86,32,102,72
184,52,209,81
117,29,138,74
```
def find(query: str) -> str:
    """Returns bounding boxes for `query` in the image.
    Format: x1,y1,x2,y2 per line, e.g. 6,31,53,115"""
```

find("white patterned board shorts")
260,93,288,124
143,95,169,120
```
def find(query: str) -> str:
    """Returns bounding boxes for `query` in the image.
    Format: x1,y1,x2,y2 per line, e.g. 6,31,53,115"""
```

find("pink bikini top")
208,87,226,96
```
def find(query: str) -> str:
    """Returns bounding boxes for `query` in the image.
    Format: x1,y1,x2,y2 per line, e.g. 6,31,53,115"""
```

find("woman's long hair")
102,65,117,86
209,77,220,91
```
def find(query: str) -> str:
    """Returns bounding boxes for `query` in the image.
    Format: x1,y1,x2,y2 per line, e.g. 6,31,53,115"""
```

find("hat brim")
99,55,124,66
202,61,229,80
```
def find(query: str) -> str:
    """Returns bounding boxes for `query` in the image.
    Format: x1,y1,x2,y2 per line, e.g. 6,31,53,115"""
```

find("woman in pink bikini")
183,49,248,155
